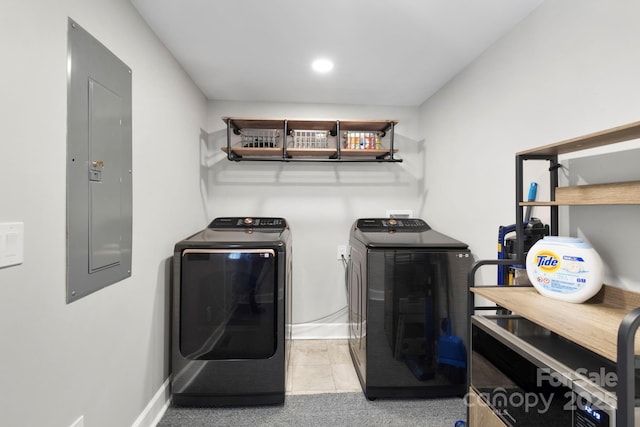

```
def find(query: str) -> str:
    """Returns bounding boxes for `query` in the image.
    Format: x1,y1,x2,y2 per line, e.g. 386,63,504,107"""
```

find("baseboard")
130,323,348,426
291,322,348,340
131,377,171,427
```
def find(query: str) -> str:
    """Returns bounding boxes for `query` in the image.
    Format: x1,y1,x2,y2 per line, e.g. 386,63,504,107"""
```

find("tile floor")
286,339,362,395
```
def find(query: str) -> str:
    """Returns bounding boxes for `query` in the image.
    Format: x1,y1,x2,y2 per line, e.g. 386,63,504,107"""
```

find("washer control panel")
208,217,287,230
356,218,430,232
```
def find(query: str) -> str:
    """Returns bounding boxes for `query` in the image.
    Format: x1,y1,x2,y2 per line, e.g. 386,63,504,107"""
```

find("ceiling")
131,0,543,107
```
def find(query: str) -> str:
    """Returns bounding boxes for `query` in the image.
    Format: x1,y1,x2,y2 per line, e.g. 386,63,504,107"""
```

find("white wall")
418,0,640,289
206,0,640,338
205,102,422,337
4,0,640,425
0,1,206,426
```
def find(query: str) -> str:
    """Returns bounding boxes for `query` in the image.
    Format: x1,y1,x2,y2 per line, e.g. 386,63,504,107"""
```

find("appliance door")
180,248,277,360
471,315,616,427
366,249,470,391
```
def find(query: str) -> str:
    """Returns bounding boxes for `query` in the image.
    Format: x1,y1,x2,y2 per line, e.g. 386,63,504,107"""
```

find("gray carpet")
157,393,466,427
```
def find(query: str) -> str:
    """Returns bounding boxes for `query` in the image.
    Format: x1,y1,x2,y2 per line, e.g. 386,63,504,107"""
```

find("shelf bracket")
226,118,236,161
388,121,396,160
548,162,562,172
282,120,288,160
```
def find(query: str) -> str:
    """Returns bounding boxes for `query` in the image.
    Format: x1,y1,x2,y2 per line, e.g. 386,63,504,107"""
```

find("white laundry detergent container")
525,236,604,303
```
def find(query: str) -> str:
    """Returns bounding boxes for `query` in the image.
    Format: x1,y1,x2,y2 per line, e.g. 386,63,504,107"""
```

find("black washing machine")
348,218,471,399
171,217,292,406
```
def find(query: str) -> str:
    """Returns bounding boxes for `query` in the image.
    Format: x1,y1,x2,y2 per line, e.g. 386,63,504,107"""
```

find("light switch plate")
0,222,24,268
70,415,84,427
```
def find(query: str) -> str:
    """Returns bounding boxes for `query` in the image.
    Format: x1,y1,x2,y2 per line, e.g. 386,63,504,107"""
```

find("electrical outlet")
386,209,413,218
337,245,347,260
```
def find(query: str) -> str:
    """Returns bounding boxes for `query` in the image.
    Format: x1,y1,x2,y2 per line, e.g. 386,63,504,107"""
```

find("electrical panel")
66,18,132,303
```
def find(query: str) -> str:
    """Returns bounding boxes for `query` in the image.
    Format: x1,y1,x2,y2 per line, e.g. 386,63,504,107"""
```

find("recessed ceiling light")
312,58,334,73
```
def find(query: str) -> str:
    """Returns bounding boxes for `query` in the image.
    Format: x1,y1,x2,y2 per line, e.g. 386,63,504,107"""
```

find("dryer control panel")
208,217,287,230
356,218,430,232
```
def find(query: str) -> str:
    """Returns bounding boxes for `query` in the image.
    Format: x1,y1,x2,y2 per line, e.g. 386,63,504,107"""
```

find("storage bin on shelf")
240,128,280,148
289,129,329,149
223,127,283,158
343,131,381,150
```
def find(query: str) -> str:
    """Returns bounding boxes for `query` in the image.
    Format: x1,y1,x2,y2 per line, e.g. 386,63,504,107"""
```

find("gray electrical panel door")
66,18,132,303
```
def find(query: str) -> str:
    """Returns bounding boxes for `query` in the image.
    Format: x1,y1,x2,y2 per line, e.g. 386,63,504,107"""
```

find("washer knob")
388,219,398,226
243,217,254,225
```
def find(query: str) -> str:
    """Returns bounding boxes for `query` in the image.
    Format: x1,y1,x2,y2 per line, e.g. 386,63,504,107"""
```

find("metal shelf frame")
223,117,402,163
468,120,640,426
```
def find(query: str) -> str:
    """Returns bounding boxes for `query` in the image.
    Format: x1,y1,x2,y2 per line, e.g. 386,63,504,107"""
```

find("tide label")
533,250,561,273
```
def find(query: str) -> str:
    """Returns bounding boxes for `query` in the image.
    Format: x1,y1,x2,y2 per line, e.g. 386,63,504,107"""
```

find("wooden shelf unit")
471,285,640,362
470,119,640,426
520,180,640,206
221,117,402,162
517,120,640,209
516,120,640,156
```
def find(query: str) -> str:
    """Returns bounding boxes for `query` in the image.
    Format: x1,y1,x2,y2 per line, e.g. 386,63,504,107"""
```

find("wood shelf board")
221,146,399,159
338,120,398,132
517,120,640,156
555,180,640,204
222,117,285,130
287,120,336,131
519,180,640,206
221,147,283,157
222,117,399,133
471,285,640,362
340,148,397,157
286,148,337,157
521,201,639,206
468,387,508,427
520,201,564,206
